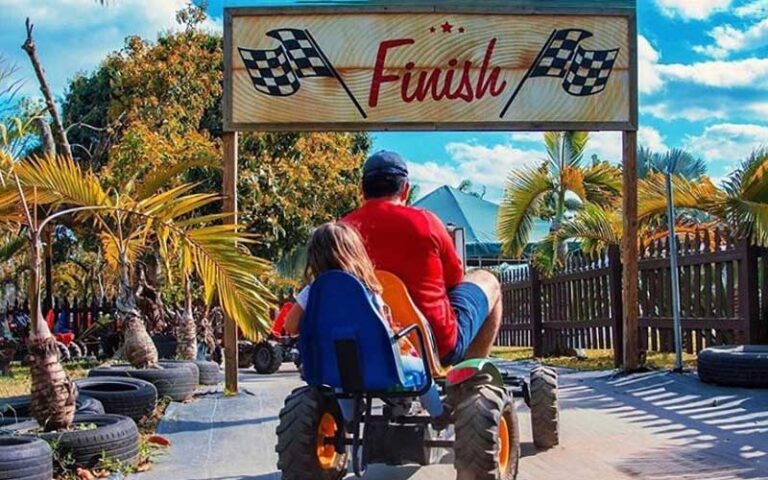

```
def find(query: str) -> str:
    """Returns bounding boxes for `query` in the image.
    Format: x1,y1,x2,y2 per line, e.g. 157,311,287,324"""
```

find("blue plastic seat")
299,271,427,393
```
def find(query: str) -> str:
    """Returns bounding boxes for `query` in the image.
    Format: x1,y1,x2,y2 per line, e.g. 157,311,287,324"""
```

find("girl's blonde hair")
305,222,382,294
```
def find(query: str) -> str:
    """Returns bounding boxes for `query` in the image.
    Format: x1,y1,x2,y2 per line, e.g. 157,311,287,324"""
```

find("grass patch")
0,360,96,398
491,347,698,372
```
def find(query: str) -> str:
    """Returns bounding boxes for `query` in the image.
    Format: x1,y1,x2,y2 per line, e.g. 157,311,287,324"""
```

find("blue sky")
2,0,768,202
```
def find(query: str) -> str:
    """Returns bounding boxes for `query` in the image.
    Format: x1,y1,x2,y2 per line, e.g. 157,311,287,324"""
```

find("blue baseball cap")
363,150,409,178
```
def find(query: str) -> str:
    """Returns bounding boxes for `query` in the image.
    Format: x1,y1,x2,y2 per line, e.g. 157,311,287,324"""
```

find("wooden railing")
499,230,768,366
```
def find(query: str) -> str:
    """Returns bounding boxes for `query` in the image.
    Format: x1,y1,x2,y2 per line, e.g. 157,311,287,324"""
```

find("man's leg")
462,269,502,359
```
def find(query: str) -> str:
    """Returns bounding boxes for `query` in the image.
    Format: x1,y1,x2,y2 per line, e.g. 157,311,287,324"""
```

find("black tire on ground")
698,345,768,388
276,386,348,480
0,395,104,418
55,341,70,362
76,395,106,416
253,341,282,374
39,414,139,469
194,360,221,385
75,377,157,422
529,366,559,449
88,365,196,402
238,341,255,368
159,360,200,384
454,383,520,480
68,342,83,360
0,436,53,480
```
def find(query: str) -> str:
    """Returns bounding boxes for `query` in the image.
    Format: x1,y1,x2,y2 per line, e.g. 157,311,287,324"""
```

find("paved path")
134,362,768,480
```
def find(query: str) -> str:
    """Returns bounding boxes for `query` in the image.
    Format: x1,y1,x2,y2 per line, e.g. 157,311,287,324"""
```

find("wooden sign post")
222,1,639,392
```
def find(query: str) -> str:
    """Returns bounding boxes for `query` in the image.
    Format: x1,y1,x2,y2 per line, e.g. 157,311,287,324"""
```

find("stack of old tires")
0,394,141,479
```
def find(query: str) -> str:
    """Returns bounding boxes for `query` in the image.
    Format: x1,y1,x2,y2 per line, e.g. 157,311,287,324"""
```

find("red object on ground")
271,302,294,337
344,199,464,359
55,332,75,345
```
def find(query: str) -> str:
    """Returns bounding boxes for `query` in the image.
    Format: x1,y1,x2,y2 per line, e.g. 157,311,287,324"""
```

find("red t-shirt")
343,200,464,358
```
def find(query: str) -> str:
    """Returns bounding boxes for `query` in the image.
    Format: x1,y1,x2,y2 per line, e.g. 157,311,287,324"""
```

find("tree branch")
21,18,72,161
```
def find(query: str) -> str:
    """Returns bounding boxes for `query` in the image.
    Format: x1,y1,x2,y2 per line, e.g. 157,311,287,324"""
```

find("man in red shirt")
344,151,502,365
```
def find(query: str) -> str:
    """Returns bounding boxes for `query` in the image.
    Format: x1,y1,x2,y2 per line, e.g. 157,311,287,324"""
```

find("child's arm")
283,304,304,336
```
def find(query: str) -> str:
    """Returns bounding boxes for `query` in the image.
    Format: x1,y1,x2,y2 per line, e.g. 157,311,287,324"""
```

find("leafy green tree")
638,147,706,180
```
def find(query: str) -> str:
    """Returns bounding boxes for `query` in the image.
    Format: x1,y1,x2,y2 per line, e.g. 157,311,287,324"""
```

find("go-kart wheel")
253,341,283,374
276,386,347,480
530,366,559,449
454,383,519,480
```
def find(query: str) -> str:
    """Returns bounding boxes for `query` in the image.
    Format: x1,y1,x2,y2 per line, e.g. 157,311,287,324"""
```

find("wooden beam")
222,132,239,393
621,130,640,371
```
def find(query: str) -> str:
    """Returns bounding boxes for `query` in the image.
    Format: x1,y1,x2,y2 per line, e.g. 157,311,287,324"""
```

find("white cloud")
684,123,768,164
408,142,546,202
0,0,221,96
655,0,732,20
693,18,768,58
657,58,768,88
638,126,669,152
735,0,768,17
641,103,728,122
638,35,664,94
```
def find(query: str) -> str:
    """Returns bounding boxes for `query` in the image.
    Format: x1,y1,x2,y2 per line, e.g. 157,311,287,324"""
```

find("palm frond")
553,204,621,255
581,162,622,208
638,173,724,221
134,158,219,201
497,167,554,257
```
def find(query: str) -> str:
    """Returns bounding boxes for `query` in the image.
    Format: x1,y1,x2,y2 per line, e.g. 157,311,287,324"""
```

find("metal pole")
665,169,684,372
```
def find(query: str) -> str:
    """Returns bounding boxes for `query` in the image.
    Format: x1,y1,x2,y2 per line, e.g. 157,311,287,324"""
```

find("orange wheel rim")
316,413,339,469
498,416,510,473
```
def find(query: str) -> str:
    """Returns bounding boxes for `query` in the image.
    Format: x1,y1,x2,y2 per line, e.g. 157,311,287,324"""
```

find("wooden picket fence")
499,229,768,366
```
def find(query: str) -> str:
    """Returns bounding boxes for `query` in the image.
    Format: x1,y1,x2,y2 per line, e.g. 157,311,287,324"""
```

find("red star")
430,26,436,33
441,22,453,33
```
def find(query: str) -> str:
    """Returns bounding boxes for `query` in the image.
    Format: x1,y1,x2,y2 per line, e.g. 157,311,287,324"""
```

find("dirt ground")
134,360,768,480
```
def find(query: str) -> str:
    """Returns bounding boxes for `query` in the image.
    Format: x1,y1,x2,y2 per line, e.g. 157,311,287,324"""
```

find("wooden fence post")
739,237,761,344
621,130,640,370
530,266,543,357
608,244,624,368
222,131,239,394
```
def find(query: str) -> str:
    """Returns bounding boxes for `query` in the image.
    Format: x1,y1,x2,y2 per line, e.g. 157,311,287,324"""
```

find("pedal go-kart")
252,302,300,374
276,271,559,480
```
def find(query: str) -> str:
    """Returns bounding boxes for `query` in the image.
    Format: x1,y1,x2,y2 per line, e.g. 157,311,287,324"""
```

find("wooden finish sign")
224,6,637,131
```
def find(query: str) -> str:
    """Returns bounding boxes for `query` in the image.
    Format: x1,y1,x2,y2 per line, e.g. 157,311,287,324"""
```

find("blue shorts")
442,282,490,366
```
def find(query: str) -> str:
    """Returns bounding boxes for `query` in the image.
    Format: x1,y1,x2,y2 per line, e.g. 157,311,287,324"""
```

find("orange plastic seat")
376,271,449,378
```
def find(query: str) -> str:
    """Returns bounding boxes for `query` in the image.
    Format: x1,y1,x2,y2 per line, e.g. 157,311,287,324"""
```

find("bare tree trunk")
28,236,76,431
176,274,197,361
21,18,71,160
117,253,158,368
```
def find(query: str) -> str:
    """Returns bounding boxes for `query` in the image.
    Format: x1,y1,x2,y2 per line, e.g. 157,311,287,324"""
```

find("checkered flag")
562,47,619,96
266,29,335,78
500,28,620,118
530,29,593,78
238,46,300,97
238,28,367,118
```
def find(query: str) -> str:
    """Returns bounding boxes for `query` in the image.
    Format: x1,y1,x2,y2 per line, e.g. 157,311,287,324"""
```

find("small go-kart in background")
276,271,559,480
239,301,301,374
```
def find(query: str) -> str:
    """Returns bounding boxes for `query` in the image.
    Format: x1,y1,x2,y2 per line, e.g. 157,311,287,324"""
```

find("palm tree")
497,131,622,258
638,147,707,180
0,153,274,428
719,148,768,246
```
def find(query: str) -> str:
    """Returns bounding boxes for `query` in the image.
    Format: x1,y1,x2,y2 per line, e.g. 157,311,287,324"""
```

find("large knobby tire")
529,366,559,449
238,341,255,368
89,365,196,402
698,345,768,388
194,360,221,386
75,377,157,422
454,383,520,480
253,341,283,374
276,387,347,480
0,436,53,480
